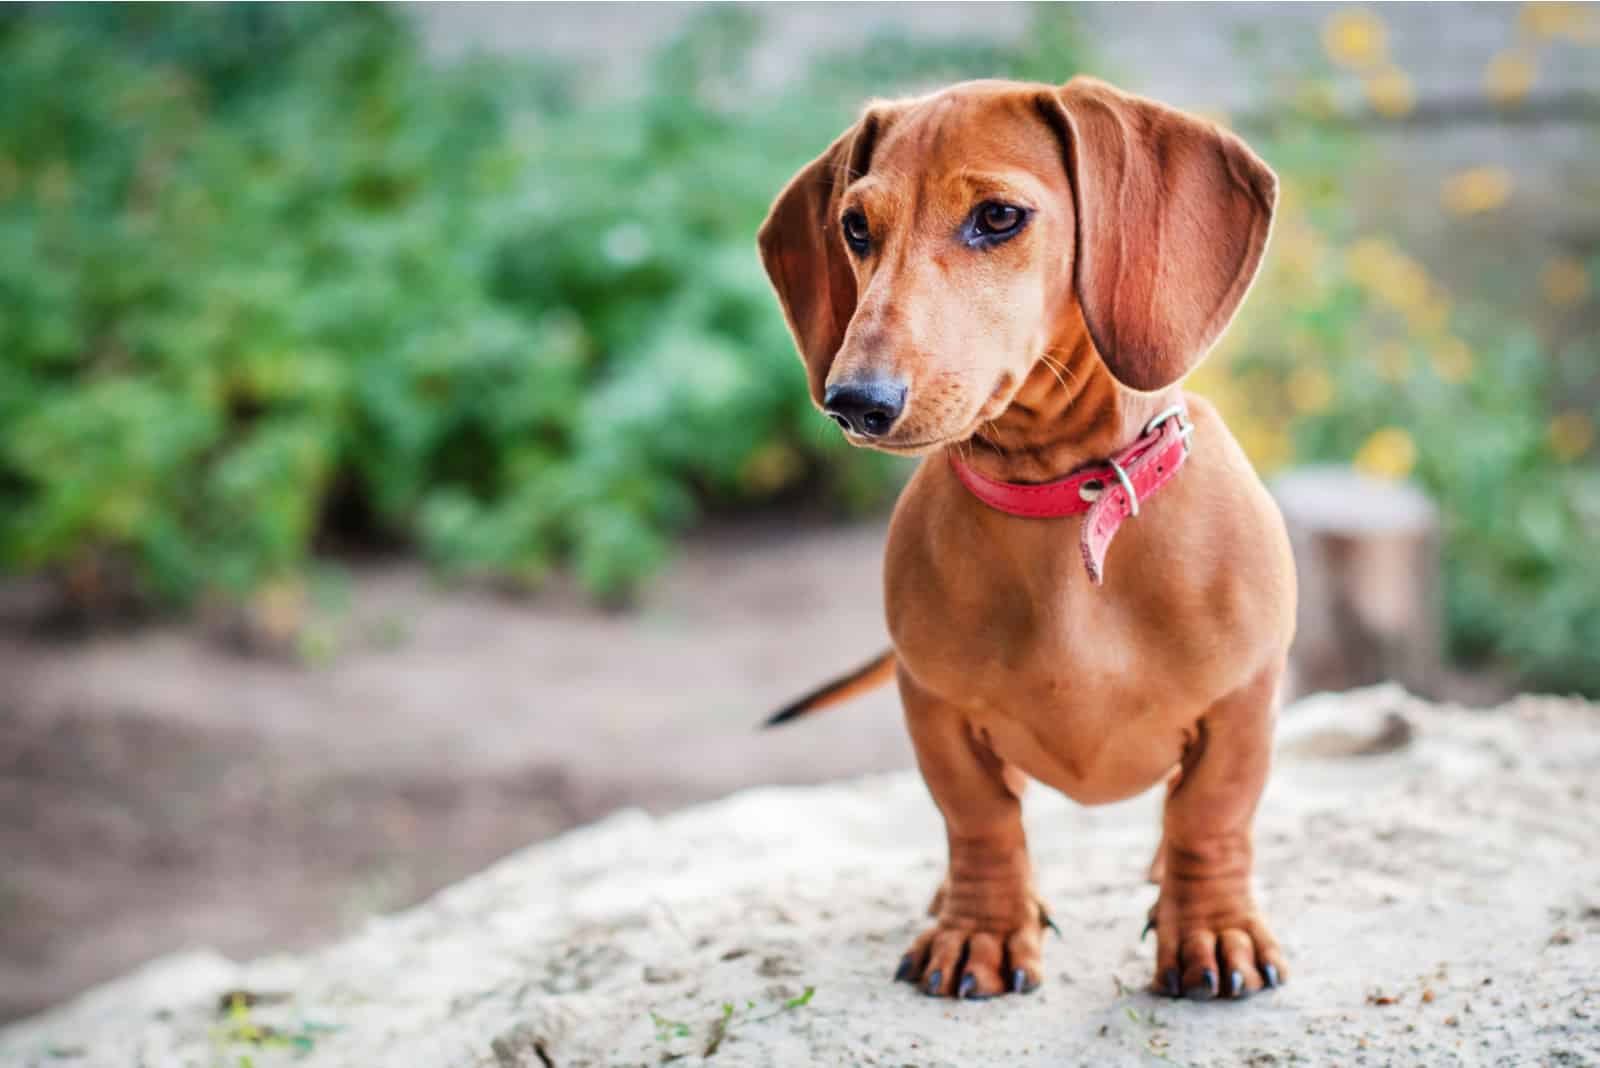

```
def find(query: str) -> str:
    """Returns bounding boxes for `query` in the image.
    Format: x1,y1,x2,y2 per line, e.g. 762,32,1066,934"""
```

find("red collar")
948,405,1194,586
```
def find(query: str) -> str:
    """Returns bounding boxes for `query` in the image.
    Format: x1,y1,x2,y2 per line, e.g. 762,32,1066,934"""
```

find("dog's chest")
884,470,1217,802
886,482,1177,697
893,575,1194,802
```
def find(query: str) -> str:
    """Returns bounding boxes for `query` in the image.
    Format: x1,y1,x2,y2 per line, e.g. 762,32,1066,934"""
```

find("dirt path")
0,518,911,1023
3,686,1597,1066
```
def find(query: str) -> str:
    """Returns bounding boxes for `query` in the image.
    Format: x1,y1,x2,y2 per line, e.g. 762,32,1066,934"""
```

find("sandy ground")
1,685,1596,1067
0,518,912,1023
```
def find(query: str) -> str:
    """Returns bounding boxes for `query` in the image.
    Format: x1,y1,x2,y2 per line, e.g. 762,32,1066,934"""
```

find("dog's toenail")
958,974,977,999
1164,969,1181,997
1011,968,1037,994
1184,970,1218,1001
1229,970,1245,998
894,955,914,982
924,970,942,996
1263,964,1280,989
1141,916,1154,941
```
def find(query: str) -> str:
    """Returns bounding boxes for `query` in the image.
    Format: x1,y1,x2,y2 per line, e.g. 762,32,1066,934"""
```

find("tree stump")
1270,465,1442,699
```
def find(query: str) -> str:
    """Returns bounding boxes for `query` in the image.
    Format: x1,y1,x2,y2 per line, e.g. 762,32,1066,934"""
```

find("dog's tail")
763,648,897,728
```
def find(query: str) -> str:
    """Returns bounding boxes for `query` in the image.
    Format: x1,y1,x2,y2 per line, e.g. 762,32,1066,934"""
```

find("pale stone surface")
4,686,1599,1067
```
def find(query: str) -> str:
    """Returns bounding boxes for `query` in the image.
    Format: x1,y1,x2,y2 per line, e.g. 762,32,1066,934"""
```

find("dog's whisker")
1037,355,1071,396
1040,347,1078,375
1038,350,1079,391
977,422,1005,457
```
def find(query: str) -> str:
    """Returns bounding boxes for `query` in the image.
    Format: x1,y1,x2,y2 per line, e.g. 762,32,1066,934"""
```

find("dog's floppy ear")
757,109,890,403
1040,77,1278,392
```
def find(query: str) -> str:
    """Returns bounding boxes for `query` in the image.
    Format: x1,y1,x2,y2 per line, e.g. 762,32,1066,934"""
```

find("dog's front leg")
1151,663,1289,1001
896,668,1048,999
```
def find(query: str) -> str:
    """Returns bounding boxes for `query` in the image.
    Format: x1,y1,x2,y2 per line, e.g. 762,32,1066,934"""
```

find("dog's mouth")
840,370,1031,457
855,434,956,456
835,422,954,455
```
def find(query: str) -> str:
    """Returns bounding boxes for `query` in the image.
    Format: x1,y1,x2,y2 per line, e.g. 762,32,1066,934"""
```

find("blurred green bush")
0,5,1005,602
1192,18,1600,696
0,5,1594,693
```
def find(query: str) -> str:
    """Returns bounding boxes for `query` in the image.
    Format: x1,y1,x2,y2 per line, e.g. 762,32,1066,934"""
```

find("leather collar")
947,405,1194,585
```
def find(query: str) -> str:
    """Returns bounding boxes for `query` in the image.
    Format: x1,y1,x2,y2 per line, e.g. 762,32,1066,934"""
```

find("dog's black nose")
823,380,906,438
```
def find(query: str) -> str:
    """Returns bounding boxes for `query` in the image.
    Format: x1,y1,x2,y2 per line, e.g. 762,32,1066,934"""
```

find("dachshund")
758,77,1293,1002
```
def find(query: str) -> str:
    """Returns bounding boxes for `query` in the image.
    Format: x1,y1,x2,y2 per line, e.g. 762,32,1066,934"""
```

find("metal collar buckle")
1104,405,1195,518
1107,457,1140,516
1144,404,1195,454
1076,404,1195,513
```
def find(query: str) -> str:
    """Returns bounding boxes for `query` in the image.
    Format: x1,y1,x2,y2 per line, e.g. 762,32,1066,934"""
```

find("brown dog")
758,77,1295,1002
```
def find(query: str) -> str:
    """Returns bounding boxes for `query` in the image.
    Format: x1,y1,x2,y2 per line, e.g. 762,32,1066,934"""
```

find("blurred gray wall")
412,3,1600,112
411,2,1600,339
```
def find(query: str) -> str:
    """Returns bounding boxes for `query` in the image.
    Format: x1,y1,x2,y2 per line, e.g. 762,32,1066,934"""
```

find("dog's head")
758,77,1277,454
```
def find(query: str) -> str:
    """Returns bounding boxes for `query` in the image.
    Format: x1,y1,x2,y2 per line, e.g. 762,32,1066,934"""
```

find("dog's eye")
841,210,871,254
973,202,1024,237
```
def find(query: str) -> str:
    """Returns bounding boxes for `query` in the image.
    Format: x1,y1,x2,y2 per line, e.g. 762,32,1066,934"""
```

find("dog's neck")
964,328,1179,484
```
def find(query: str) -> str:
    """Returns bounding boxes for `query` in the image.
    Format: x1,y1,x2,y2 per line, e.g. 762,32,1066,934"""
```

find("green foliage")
210,990,339,1061
4,5,1086,602
2,5,1592,694
650,985,816,1057
1202,81,1600,695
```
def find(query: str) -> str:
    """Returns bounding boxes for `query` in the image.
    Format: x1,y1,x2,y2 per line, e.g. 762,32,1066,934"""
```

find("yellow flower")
1345,236,1434,310
1364,66,1416,118
1405,294,1452,336
1324,9,1388,68
1287,366,1336,414
1185,361,1237,409
1378,254,1432,312
1484,50,1537,106
1236,424,1292,472
1430,336,1474,382
1355,427,1417,480
1442,167,1512,215
1373,340,1412,382
1540,256,1590,306
1519,1,1593,40
1549,411,1595,461
1344,236,1399,289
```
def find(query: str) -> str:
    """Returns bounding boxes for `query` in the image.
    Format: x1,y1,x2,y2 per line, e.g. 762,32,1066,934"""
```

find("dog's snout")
823,380,907,438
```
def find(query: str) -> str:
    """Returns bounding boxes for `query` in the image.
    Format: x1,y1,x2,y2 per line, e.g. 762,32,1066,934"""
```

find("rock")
3,688,1599,1067
642,964,684,984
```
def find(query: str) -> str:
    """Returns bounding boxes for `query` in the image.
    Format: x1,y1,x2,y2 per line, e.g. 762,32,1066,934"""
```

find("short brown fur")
759,77,1294,1001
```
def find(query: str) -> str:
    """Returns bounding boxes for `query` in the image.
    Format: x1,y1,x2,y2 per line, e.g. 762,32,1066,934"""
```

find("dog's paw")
895,903,1052,999
1147,893,1287,1001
